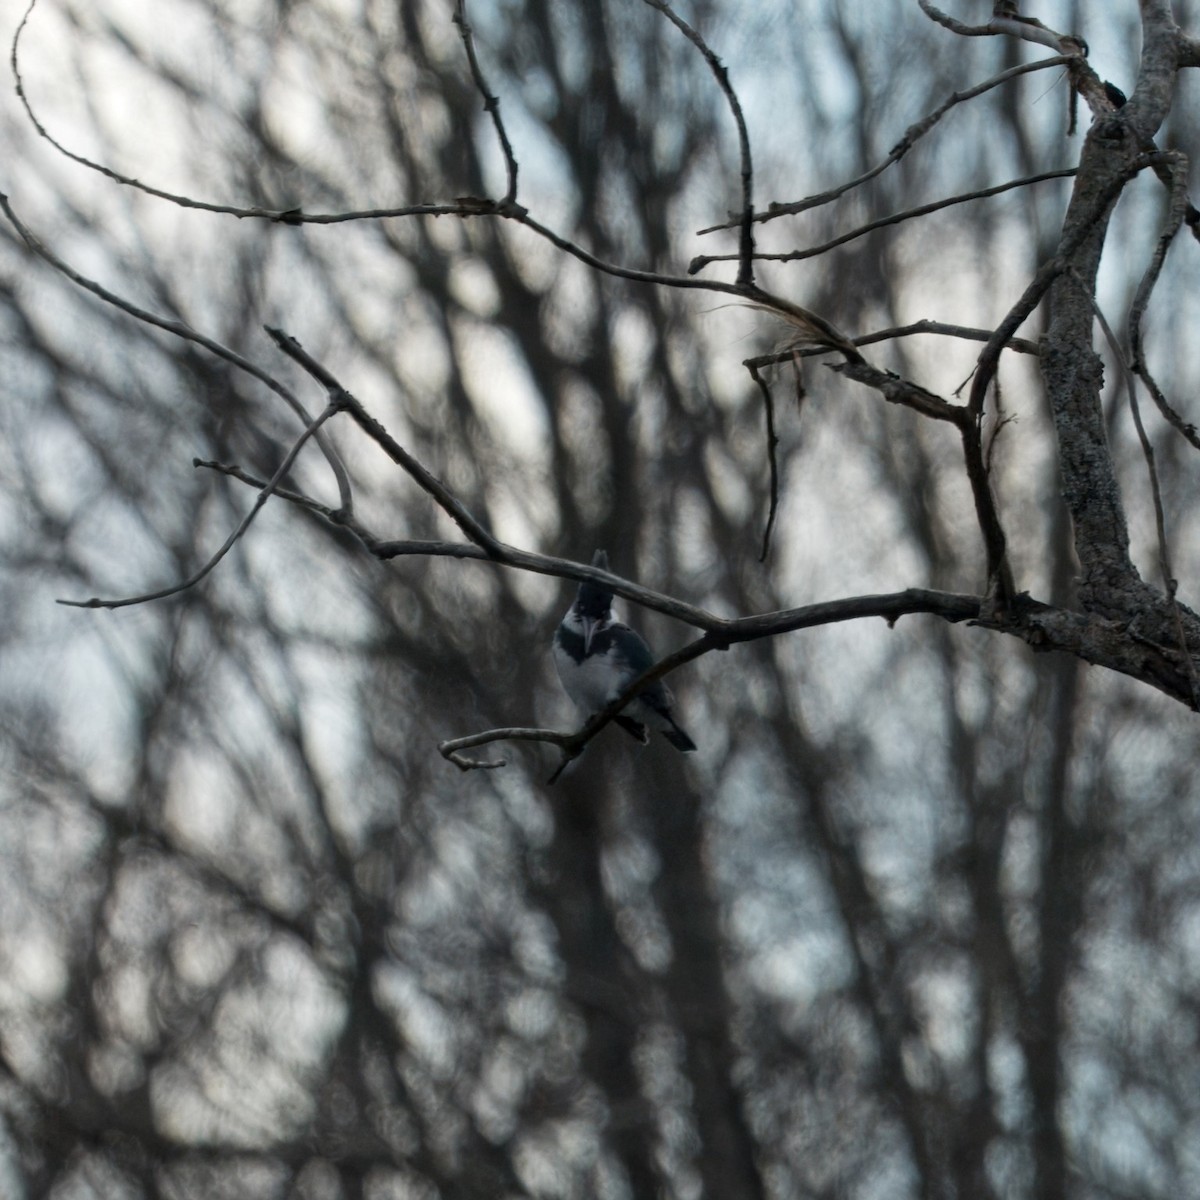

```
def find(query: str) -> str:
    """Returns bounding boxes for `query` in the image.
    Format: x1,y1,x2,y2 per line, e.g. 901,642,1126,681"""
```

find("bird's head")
572,548,613,653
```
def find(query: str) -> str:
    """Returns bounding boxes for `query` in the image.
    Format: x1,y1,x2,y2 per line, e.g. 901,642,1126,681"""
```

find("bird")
553,549,696,753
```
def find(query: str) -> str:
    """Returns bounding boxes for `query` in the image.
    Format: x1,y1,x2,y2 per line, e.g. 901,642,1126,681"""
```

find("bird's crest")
575,548,613,619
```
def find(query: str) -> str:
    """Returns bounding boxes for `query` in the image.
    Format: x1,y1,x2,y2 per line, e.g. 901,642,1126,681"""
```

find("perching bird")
553,550,696,752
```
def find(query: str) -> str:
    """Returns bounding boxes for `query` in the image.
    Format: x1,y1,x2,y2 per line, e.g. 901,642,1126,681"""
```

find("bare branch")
452,0,520,204
264,328,504,556
743,321,1039,373
827,362,967,426
202,450,1200,714
445,591,987,780
967,152,1168,425
194,459,343,519
917,1,1087,56
445,580,1200,777
1077,276,1200,708
641,0,756,284
1129,149,1190,365
1179,34,1200,68
1138,371,1200,451
58,398,341,609
826,346,1016,608
0,191,354,513
698,57,1075,234
747,364,781,562
440,727,568,772
689,170,1077,275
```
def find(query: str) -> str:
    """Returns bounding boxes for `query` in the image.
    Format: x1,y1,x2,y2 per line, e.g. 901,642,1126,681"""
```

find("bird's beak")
581,617,598,654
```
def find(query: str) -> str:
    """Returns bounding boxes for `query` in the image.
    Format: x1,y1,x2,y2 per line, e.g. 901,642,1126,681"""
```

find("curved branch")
747,363,781,563
0,192,354,514
641,0,755,284
264,328,503,556
917,1,1087,56
698,56,1075,234
743,321,1039,372
689,170,1077,275
58,397,341,609
452,0,519,203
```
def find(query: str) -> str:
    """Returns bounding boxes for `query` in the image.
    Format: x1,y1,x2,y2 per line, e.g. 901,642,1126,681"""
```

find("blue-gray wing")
609,623,655,676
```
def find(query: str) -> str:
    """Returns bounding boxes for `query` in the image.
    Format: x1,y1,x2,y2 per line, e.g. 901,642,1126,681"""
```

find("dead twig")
452,0,519,204
642,0,755,284
264,328,504,556
699,57,1074,234
743,321,1039,372
690,170,1077,275
0,191,354,513
747,364,781,562
58,399,341,609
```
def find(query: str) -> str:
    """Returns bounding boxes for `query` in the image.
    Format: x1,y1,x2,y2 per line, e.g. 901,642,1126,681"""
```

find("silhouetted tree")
4,2,1200,1198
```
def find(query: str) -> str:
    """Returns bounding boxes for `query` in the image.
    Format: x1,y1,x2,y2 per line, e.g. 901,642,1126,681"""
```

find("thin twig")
826,362,968,426
1125,150,1200,449
689,170,1077,274
747,364,780,562
264,327,504,556
208,445,1200,718
743,321,1039,372
983,389,1017,477
917,1,1086,55
1129,150,1188,361
194,459,346,519
698,57,1074,234
440,726,569,771
1138,371,1200,451
10,1,862,353
452,0,519,203
822,354,1012,601
58,400,341,609
0,192,354,514
641,0,755,284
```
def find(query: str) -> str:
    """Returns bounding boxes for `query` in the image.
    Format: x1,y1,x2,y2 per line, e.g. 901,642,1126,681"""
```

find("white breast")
553,642,624,713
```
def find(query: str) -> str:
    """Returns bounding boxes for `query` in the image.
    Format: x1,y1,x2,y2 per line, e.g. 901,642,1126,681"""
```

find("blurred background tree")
3,1,1200,1198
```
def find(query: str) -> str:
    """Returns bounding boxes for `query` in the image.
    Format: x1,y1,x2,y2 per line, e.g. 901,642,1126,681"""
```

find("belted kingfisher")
553,550,696,753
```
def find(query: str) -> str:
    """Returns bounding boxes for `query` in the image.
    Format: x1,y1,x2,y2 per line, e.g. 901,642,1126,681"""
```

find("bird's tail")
660,722,697,753
637,688,697,753
615,715,650,744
